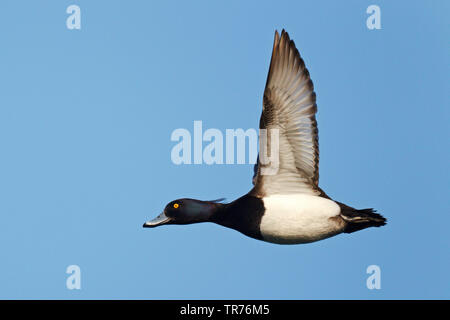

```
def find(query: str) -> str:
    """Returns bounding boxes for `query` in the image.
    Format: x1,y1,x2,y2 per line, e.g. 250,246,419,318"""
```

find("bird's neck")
210,194,265,241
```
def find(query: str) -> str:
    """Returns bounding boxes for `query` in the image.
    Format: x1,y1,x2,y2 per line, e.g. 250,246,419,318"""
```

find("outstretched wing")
252,30,320,197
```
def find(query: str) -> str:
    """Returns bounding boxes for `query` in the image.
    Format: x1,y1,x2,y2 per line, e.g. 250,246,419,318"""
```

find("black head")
143,198,223,228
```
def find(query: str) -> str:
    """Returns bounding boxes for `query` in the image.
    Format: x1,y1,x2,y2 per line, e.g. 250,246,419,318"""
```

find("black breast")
212,194,265,241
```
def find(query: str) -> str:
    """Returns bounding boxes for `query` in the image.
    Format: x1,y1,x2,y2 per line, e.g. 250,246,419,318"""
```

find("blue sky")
0,0,448,299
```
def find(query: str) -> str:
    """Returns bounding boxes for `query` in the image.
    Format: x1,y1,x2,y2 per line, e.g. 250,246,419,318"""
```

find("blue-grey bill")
143,212,171,228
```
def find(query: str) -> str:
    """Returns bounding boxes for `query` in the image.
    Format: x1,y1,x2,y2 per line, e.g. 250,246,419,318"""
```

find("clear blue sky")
0,0,448,299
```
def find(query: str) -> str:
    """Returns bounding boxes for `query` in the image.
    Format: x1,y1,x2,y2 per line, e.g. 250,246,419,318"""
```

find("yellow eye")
173,203,179,209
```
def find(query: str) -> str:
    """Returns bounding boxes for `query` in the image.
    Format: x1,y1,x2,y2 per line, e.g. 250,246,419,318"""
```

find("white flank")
260,194,343,244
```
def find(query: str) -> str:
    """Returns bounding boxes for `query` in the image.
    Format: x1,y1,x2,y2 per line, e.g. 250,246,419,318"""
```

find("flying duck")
143,30,386,244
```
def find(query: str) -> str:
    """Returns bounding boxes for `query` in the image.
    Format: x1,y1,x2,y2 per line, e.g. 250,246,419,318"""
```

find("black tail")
340,205,387,234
